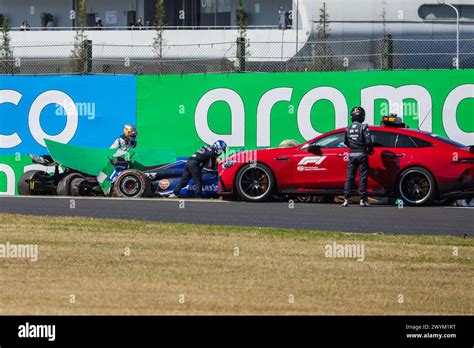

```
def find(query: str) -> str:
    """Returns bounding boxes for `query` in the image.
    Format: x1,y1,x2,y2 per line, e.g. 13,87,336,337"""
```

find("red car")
218,118,474,206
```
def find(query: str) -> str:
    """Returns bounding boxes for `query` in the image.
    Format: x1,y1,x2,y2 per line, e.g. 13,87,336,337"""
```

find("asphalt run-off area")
0,196,472,236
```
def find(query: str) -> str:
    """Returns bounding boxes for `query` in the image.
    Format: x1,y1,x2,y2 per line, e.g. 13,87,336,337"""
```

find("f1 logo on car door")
292,132,348,191
297,156,327,171
293,149,346,190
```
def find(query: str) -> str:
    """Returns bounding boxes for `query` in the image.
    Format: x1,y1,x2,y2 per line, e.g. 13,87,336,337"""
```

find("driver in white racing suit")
110,124,138,151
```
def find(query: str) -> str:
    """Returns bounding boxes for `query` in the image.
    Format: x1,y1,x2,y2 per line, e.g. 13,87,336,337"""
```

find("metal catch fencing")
1,37,473,75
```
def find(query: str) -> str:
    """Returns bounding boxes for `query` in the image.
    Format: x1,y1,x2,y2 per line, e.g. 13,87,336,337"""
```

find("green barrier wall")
0,155,34,195
137,70,473,151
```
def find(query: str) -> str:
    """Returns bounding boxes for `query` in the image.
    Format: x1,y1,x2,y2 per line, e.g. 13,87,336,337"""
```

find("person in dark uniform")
342,107,374,207
170,140,227,198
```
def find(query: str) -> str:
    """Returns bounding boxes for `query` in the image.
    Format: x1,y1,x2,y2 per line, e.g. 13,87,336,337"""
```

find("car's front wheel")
397,167,436,206
235,163,275,202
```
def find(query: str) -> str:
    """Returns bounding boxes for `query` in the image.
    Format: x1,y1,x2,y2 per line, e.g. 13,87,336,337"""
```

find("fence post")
236,37,246,72
381,34,393,70
84,39,92,74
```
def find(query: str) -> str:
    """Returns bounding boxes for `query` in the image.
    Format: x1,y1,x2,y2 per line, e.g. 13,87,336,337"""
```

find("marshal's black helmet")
350,106,366,122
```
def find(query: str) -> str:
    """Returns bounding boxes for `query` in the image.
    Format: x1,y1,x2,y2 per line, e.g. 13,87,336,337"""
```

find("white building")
1,0,473,72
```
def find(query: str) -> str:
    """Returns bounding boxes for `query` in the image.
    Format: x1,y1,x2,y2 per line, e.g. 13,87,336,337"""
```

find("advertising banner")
0,155,34,195
0,75,136,155
0,75,136,195
137,70,473,152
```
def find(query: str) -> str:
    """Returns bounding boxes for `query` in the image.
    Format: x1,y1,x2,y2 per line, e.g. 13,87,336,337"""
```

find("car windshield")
428,134,467,148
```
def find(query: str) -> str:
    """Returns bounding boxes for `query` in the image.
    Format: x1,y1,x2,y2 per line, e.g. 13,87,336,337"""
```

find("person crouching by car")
110,124,138,151
342,107,374,207
170,140,227,199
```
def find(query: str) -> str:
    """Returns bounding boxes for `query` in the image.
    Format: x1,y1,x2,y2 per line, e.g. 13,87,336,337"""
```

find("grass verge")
0,213,472,315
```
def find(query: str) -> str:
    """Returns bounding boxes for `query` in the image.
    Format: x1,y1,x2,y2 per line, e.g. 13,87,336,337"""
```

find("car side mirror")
300,143,321,151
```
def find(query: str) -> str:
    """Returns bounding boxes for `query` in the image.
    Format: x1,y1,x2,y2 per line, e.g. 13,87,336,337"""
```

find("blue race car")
111,158,218,198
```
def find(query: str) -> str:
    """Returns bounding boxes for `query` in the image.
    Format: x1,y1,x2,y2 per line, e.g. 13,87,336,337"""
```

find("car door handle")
275,157,289,161
337,154,345,158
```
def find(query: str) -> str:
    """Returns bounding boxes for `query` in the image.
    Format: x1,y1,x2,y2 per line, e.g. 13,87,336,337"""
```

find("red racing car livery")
218,119,474,206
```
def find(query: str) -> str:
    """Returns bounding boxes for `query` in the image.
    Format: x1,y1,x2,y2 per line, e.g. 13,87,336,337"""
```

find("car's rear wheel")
113,169,151,198
235,163,275,202
397,167,436,206
70,177,88,196
18,170,47,195
57,173,85,196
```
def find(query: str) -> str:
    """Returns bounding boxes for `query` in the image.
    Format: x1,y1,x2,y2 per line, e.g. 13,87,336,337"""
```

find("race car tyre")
296,195,313,203
57,173,86,196
397,167,436,206
113,169,151,198
235,163,275,202
70,177,87,196
18,170,47,196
